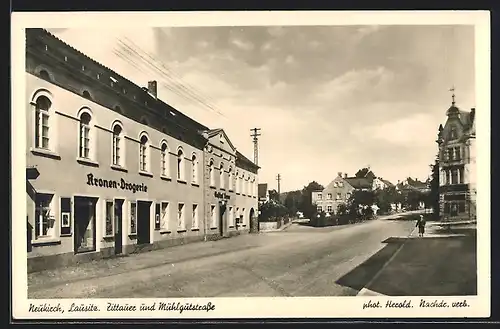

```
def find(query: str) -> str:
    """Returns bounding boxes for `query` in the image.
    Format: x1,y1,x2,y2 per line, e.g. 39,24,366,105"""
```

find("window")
192,204,199,229
160,142,168,176
450,127,457,140
338,182,344,188
327,193,332,200
192,154,198,184
451,169,458,184
112,124,123,166
177,149,184,180
220,163,225,189
455,147,461,160
448,148,454,161
229,206,234,227
105,200,114,237
334,182,338,187
34,96,51,149
317,206,322,212
178,203,185,229
139,135,149,172
130,202,137,235
235,171,239,192
79,112,91,159
346,193,351,200
211,205,217,227
228,168,233,191
239,175,243,194
318,193,323,200
160,202,169,231
327,205,333,213
459,167,464,184
444,203,450,214
336,193,342,200
34,193,55,240
209,160,215,186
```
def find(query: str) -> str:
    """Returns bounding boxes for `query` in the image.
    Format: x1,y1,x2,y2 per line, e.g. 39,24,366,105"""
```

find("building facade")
25,28,259,272
436,96,476,221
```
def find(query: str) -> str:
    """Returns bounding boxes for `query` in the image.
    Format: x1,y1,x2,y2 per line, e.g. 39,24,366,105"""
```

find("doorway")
450,202,458,217
74,196,97,254
114,199,124,254
219,201,226,237
137,201,151,245
249,208,256,233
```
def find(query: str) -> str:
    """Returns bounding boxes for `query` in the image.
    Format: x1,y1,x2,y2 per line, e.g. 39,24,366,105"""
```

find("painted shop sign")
86,173,148,193
214,191,230,200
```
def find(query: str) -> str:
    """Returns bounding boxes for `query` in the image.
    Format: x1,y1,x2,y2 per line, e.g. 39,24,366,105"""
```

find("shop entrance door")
74,196,97,254
137,201,151,245
114,199,124,254
219,201,226,237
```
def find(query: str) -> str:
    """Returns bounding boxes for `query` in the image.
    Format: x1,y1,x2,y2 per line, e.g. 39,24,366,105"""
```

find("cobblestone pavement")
28,218,415,298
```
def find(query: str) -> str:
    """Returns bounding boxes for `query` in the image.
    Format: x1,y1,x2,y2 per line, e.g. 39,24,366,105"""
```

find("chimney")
147,80,158,98
344,173,348,179
337,172,342,177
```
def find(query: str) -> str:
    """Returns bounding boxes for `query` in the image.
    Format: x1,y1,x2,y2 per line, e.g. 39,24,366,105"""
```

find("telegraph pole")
250,128,261,165
276,174,281,195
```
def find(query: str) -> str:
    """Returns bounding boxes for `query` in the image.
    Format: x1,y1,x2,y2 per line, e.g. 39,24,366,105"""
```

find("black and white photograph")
12,11,490,319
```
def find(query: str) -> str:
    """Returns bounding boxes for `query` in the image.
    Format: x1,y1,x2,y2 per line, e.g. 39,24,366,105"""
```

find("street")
29,218,416,298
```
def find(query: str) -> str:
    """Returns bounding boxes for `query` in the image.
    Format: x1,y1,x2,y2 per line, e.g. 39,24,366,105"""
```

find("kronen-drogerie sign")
86,173,148,193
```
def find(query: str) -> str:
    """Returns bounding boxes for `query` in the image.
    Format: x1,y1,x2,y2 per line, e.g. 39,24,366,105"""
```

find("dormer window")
82,90,91,100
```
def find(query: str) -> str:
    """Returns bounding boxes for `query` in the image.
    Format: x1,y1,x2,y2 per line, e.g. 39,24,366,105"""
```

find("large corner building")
25,29,259,272
436,93,476,221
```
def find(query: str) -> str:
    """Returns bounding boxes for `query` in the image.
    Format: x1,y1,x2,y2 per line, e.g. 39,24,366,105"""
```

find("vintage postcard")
11,10,490,320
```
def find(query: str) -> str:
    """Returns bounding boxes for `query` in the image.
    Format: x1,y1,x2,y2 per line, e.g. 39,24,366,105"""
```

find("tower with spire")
435,86,476,222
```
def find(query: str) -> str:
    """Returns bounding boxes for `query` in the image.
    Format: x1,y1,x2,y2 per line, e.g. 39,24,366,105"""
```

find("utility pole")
250,128,261,165
276,174,281,195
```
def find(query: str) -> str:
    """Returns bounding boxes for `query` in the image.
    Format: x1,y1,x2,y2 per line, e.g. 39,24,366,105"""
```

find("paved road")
28,218,415,298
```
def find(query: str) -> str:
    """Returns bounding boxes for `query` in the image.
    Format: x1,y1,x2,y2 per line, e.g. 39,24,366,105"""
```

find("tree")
283,190,301,216
374,186,397,214
347,190,375,221
428,156,440,219
268,189,280,202
259,201,288,222
297,181,324,219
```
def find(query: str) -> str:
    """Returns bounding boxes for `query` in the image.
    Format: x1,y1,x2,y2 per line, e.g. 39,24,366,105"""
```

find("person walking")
416,214,426,237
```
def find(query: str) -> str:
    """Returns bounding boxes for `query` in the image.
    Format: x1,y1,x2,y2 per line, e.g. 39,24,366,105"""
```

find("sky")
49,24,475,192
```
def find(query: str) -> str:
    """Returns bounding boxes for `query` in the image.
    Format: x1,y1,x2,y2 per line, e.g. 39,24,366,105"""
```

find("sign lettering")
214,191,230,200
86,173,148,193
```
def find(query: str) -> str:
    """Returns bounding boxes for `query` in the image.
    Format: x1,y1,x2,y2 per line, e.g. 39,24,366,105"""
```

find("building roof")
344,177,372,189
258,183,268,199
379,178,394,187
235,150,260,172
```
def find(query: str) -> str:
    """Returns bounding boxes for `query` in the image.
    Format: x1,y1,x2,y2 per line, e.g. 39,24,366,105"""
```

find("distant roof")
345,177,372,189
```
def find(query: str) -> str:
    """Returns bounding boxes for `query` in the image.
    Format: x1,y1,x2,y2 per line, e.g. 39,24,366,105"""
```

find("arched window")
235,171,240,193
160,142,168,176
228,167,233,191
139,134,149,172
192,154,198,184
220,163,225,189
177,149,184,180
34,95,51,149
79,112,92,159
112,123,123,166
209,160,215,186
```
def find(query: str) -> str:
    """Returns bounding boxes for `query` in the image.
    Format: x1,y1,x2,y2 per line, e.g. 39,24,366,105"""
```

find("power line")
114,38,226,118
250,128,261,165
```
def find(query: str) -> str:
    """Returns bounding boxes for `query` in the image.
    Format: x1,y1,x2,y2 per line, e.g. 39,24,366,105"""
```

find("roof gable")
206,129,237,154
344,177,372,189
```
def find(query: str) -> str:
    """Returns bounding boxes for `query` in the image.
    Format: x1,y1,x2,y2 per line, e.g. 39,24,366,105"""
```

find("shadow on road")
336,233,477,296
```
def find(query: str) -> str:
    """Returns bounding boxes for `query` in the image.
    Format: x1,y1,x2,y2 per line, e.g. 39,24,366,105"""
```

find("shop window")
130,201,137,235
79,111,92,159
60,197,72,236
34,95,51,150
160,202,169,231
228,206,234,227
155,203,161,231
112,123,123,166
192,204,199,229
178,203,185,230
105,200,114,237
211,205,217,227
34,193,55,240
